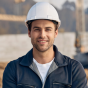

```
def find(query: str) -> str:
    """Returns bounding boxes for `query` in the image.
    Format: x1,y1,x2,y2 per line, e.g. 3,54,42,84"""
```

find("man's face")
28,20,58,52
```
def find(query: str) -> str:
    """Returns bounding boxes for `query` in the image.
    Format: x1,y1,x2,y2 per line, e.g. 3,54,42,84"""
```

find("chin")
36,47,50,52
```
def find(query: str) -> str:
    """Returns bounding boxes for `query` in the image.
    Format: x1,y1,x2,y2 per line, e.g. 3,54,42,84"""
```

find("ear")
55,29,58,38
28,29,31,38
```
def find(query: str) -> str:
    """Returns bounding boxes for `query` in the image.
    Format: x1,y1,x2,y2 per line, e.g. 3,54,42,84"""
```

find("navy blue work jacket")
2,45,87,88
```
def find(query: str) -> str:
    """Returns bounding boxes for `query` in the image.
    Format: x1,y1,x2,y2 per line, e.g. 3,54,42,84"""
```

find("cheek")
47,33,55,39
50,32,56,37
31,33,39,40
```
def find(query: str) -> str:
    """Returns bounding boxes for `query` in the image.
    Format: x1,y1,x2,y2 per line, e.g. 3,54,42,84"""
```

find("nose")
40,30,46,38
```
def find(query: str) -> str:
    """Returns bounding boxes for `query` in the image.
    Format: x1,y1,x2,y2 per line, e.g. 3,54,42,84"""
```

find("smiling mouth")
38,40,48,44
39,41,46,43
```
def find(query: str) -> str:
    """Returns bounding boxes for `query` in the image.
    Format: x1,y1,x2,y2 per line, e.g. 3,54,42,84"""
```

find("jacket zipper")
42,71,55,88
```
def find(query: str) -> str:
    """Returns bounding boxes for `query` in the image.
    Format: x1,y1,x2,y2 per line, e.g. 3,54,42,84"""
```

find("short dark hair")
27,21,32,31
27,20,58,31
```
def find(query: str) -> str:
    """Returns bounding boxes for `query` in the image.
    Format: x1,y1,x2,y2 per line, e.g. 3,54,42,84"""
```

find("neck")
33,46,55,64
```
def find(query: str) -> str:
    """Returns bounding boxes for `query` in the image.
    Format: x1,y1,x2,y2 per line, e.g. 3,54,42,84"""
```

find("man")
3,2,87,88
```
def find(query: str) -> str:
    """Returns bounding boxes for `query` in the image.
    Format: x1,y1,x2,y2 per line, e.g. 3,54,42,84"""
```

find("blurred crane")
74,0,88,68
75,0,86,53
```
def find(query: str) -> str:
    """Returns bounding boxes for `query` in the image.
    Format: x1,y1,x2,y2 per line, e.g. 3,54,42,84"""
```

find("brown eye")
46,29,51,31
35,29,40,31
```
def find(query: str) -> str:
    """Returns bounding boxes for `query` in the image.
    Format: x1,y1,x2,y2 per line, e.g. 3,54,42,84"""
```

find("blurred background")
0,0,88,87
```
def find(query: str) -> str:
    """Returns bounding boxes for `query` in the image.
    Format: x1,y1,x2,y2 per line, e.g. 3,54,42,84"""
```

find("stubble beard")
32,39,54,52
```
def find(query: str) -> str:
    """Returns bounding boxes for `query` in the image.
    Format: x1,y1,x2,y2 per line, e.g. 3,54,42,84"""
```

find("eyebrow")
33,27,40,29
33,26,52,29
46,27,52,29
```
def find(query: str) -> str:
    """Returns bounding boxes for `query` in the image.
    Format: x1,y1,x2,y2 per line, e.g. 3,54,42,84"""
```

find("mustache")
37,37,49,41
37,37,46,39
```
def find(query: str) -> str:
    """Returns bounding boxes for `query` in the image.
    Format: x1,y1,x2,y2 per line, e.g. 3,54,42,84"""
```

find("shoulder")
3,55,25,81
63,55,83,68
62,55,87,87
4,55,25,73
63,55,86,76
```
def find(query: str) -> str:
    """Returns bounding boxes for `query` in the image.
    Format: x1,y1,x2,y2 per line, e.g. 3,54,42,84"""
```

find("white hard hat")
25,2,61,27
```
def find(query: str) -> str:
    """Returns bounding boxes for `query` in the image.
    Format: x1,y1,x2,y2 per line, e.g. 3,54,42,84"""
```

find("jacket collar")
53,45,68,67
20,45,68,67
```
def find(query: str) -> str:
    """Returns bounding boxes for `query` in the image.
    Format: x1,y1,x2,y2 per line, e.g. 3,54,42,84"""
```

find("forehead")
31,19,55,27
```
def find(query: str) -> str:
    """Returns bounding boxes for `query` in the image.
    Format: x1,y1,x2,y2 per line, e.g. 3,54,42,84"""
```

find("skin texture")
28,20,58,64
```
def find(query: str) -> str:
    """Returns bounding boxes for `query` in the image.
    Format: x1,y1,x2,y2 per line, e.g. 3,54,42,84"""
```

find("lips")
39,41,46,43
38,40,48,44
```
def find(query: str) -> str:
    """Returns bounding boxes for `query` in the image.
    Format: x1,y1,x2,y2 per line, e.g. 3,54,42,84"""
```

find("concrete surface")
0,32,88,62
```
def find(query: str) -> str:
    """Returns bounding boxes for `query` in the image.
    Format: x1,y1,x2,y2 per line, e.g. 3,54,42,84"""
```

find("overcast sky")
34,0,88,9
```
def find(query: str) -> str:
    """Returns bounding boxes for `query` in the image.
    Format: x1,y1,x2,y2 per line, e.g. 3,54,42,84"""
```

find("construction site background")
0,0,88,34
0,0,88,87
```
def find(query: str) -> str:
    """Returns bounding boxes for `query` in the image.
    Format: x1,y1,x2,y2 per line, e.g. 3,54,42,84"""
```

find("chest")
17,65,72,88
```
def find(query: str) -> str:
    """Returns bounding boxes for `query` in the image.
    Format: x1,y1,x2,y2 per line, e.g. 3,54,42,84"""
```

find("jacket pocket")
17,84,36,88
53,82,71,88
